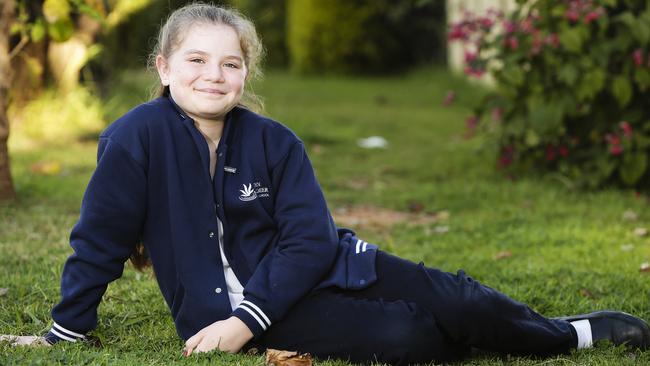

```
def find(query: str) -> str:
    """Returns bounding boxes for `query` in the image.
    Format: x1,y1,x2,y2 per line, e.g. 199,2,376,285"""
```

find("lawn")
1,67,650,365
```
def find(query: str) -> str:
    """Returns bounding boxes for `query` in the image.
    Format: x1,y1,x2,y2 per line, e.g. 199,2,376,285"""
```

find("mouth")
195,88,227,95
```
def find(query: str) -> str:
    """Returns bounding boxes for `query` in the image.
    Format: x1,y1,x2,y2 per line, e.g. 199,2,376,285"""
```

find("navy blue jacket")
47,97,378,343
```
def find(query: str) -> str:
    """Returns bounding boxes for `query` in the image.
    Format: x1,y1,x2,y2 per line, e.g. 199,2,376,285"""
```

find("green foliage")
287,0,445,74
230,0,288,68
451,0,650,190
9,87,104,145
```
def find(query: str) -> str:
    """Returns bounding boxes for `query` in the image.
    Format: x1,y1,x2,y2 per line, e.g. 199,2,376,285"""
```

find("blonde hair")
148,2,264,112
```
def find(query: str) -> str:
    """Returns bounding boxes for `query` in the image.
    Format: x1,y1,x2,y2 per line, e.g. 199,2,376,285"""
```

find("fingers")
183,332,203,356
195,336,222,353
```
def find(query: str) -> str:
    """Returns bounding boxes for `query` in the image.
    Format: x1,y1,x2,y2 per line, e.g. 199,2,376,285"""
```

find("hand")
183,316,253,356
0,335,50,346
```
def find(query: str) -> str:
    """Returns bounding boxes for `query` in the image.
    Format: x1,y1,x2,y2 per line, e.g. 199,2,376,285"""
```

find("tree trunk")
0,0,16,200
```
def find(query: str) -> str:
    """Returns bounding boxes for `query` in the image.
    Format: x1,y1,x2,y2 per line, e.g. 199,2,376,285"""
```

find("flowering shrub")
449,0,650,189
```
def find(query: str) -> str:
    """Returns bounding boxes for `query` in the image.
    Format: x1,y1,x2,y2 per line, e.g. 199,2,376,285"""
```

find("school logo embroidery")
239,183,257,201
238,182,270,202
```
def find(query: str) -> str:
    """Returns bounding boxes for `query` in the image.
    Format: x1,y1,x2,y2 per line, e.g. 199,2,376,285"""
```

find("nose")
204,64,225,82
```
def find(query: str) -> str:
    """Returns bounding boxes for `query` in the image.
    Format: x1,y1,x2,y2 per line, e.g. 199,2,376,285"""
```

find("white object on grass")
0,335,50,346
357,136,388,149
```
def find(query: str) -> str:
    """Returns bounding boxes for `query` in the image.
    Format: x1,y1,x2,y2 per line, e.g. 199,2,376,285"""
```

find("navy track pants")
249,251,577,365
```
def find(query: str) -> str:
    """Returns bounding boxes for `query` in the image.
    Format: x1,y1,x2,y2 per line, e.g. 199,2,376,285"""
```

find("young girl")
43,3,649,364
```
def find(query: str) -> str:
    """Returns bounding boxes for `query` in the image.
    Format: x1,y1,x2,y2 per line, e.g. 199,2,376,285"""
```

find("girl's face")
156,23,247,123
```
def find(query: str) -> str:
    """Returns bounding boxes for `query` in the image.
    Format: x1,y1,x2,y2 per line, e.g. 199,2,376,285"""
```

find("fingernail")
182,349,188,357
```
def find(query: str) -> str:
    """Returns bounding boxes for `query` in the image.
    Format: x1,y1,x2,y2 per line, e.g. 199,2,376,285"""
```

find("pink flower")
443,90,456,106
464,50,477,63
558,145,569,157
507,37,519,50
464,115,479,138
605,133,621,146
464,66,485,78
448,24,467,41
491,107,503,121
546,145,556,161
520,19,535,34
503,20,517,34
565,9,580,23
479,17,494,30
633,49,644,67
545,33,560,48
620,121,633,137
610,145,623,155
584,11,600,24
498,145,515,168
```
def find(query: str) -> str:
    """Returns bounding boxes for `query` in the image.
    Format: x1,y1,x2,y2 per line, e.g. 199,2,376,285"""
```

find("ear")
156,55,170,86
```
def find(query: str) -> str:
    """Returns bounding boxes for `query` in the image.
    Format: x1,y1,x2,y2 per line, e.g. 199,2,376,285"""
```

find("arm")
230,141,339,337
45,137,147,344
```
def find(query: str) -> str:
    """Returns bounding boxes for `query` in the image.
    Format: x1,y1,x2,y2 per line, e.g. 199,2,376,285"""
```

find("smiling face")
156,23,247,123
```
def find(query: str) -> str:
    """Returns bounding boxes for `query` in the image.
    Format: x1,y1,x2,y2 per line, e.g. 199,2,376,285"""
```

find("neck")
193,117,224,143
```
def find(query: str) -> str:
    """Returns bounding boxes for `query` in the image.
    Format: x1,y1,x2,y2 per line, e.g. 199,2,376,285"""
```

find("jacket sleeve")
45,137,147,344
231,142,339,337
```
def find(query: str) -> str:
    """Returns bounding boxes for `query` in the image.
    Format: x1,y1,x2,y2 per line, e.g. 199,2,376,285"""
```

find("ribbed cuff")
231,299,272,338
45,322,86,344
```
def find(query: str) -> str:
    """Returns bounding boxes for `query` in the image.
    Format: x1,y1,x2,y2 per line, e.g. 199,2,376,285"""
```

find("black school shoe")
557,311,650,350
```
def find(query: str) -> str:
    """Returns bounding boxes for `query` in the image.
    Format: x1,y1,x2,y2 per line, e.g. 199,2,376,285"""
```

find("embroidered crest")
238,182,270,202
238,183,258,201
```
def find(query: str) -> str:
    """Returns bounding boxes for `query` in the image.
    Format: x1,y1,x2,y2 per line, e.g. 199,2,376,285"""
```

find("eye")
189,58,205,64
224,62,240,69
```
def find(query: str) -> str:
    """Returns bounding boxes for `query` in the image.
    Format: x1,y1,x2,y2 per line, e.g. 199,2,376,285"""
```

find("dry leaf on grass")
634,227,648,237
622,210,639,221
0,288,7,296
0,335,49,346
494,251,512,260
30,161,61,176
266,349,312,366
640,262,650,273
621,244,634,252
579,289,594,299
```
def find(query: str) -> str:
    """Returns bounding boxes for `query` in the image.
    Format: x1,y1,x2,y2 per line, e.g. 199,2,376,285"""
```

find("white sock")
570,319,593,349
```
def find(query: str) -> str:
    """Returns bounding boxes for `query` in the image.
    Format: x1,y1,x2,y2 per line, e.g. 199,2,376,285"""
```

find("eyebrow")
183,49,244,61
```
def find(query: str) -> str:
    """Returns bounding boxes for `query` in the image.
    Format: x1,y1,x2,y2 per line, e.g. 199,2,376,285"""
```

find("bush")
287,0,445,74
231,0,288,68
450,0,650,190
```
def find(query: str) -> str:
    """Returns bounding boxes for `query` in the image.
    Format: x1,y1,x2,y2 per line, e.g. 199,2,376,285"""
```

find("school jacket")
46,96,378,344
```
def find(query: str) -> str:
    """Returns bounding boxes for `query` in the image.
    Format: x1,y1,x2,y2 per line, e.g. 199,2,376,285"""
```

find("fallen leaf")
622,210,638,221
374,95,388,106
310,144,323,155
266,349,312,366
579,289,594,298
433,225,449,234
407,201,424,213
436,210,450,221
0,288,7,296
634,227,648,237
494,251,512,260
640,262,650,273
30,161,61,176
0,335,50,346
621,244,634,252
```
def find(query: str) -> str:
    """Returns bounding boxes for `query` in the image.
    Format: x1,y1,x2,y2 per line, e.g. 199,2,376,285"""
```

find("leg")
341,251,577,356
249,289,469,365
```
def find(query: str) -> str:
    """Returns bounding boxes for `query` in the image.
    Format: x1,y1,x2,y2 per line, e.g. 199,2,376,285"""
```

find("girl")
43,3,649,364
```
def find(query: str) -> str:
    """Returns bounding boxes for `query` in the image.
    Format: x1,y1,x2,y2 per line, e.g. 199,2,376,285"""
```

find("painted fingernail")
182,349,188,357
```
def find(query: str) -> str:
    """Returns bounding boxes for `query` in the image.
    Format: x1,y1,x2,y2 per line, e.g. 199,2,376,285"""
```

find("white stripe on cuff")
240,306,268,330
53,322,86,339
355,239,362,254
362,241,368,252
240,300,271,326
50,328,77,342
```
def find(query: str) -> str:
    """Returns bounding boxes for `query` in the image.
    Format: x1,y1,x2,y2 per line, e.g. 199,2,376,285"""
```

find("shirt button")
218,152,223,157
215,287,222,294
208,231,215,238
216,203,220,208
359,279,366,285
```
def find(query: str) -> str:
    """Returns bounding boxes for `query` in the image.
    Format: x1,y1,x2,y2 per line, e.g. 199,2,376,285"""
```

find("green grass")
2,67,650,365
